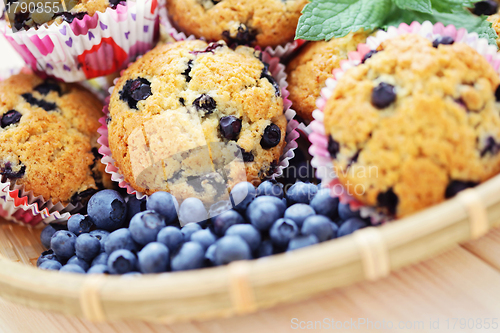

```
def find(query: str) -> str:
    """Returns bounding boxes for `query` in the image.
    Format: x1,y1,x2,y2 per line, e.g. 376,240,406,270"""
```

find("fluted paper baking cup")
308,21,500,224
98,48,299,200
1,0,161,82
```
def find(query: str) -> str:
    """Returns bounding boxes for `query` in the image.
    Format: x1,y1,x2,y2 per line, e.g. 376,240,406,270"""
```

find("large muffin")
286,31,368,121
0,73,111,205
107,40,287,204
323,34,500,217
166,0,309,49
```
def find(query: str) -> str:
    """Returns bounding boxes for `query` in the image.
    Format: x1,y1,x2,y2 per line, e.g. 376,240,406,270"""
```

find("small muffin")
166,0,309,49
0,73,111,205
286,31,368,121
107,40,287,203
323,34,500,217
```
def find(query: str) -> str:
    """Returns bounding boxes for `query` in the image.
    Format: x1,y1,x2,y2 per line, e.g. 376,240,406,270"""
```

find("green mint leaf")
296,0,393,41
430,0,475,13
393,0,432,14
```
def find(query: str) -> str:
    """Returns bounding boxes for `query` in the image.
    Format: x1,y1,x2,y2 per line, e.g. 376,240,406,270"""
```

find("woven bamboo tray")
0,174,499,324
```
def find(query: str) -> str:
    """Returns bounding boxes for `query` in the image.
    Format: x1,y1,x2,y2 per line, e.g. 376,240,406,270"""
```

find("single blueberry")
67,214,93,236
246,201,283,231
284,204,316,228
91,252,109,267
481,136,500,157
39,260,62,271
327,136,340,159
212,209,245,236
157,226,184,253
190,229,217,250
119,77,152,109
376,188,399,215
338,202,361,221
40,224,57,249
260,124,281,149
178,198,208,226
193,94,217,115
287,234,319,251
0,162,25,179
138,242,170,274
222,24,256,46
205,243,217,266
432,36,455,48
269,218,298,248
146,192,178,224
171,242,205,271
104,228,137,254
310,189,339,220
226,224,261,252
126,195,147,224
301,215,336,242
37,250,59,267
362,50,378,63
256,180,284,199
372,82,396,109
337,218,368,237
285,181,318,205
108,249,137,275
209,200,233,219
60,264,86,274
445,180,478,198
230,181,256,213
257,239,274,258
495,85,500,102
67,255,90,272
75,234,101,262
50,230,77,261
1,110,22,128
34,81,61,96
87,190,127,231
214,235,252,265
248,195,287,216
219,116,242,140
472,0,498,15
89,229,110,252
21,93,57,111
237,147,254,162
88,264,110,274
129,211,166,246
180,223,202,242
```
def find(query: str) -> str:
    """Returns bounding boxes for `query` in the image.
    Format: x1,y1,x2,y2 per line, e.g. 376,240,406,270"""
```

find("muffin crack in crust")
323,34,500,217
108,40,287,204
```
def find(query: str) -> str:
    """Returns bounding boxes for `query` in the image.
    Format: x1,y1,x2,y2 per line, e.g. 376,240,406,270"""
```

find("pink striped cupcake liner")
98,48,299,200
308,21,500,224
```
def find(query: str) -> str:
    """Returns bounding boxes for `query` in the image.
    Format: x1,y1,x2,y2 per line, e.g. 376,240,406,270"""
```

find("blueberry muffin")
0,73,112,205
166,0,309,49
107,40,287,204
323,34,500,218
286,31,368,121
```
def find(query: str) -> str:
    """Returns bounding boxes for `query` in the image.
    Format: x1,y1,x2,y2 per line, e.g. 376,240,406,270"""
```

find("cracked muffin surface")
323,34,500,217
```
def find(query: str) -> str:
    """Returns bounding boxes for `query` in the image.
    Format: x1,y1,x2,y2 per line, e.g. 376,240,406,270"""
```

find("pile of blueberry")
37,181,370,275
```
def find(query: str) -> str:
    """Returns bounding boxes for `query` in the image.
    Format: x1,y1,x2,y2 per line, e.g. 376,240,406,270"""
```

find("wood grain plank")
462,226,500,271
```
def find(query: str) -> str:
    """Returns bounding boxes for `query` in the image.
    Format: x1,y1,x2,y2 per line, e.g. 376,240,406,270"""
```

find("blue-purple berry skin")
88,264,109,274
146,191,178,224
257,239,274,258
309,189,339,220
40,225,57,249
285,181,318,205
284,204,316,228
89,229,110,253
372,82,396,109
230,181,256,213
338,203,361,221
157,226,184,253
104,228,137,254
75,234,101,262
212,209,244,236
87,190,127,231
171,242,205,271
205,243,217,266
91,252,109,267
337,218,369,237
287,235,319,251
225,224,261,252
256,180,284,199
50,230,77,261
190,229,216,250
39,260,62,271
67,214,93,236
108,249,137,275
269,218,298,248
60,264,86,274
214,235,252,265
138,242,170,274
67,255,90,271
37,250,59,267
246,201,283,231
208,200,233,219
126,195,147,224
129,211,166,245
178,198,208,226
301,215,336,242
180,223,202,242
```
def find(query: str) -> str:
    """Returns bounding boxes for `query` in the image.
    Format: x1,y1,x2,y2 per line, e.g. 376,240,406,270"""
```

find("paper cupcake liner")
308,21,500,224
0,0,161,82
97,48,299,200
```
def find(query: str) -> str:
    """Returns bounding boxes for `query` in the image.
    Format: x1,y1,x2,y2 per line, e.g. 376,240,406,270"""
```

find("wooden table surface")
0,37,499,333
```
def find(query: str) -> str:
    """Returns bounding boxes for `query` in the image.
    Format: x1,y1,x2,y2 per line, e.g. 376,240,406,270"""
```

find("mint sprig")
296,0,498,46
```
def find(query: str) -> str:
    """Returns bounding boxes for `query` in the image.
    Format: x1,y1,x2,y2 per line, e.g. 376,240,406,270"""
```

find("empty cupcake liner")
97,49,300,200
308,21,500,224
0,0,161,82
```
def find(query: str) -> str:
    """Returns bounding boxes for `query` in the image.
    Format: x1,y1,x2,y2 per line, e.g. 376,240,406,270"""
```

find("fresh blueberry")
219,116,242,140
37,249,59,267
338,202,361,221
104,228,137,254
60,264,86,274
205,243,217,266
284,204,316,228
138,242,170,274
310,189,339,220
214,236,252,265
157,226,184,252
146,191,178,224
108,249,137,275
209,200,233,219
89,229,110,252
87,190,127,231
269,218,298,248
230,181,256,213
75,234,101,262
178,198,208,226
257,239,274,258
473,0,498,15
190,229,216,250
40,224,57,249
246,200,283,231
286,181,318,205
287,234,319,251
225,224,261,252
212,209,245,236
67,255,90,272
301,215,336,242
250,195,286,216
50,230,77,261
88,264,110,274
256,180,284,199
180,223,202,242
445,180,477,198
194,94,217,115
91,252,109,267
171,242,205,271
337,218,368,237
129,211,166,246
39,260,62,271
34,81,61,95
126,195,147,224
1,110,22,128
260,123,281,149
372,82,396,109
67,214,93,236
119,77,152,109
362,50,378,63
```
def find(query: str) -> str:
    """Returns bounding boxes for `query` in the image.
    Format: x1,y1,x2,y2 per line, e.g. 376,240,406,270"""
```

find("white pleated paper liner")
308,21,500,224
0,0,162,82
98,48,300,200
